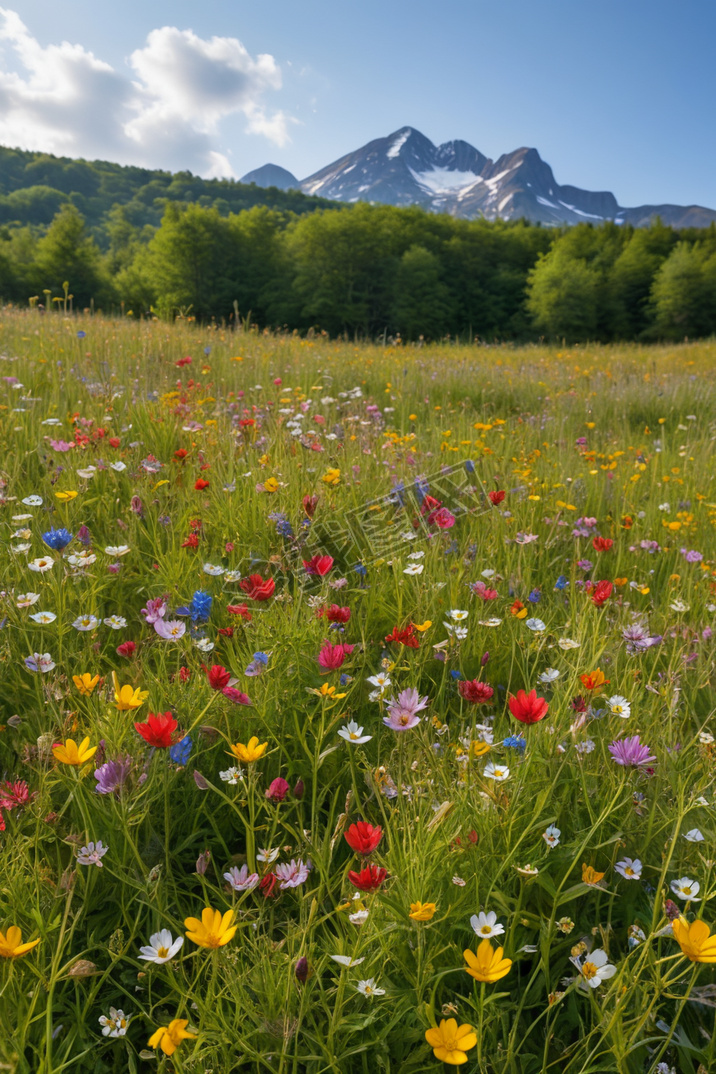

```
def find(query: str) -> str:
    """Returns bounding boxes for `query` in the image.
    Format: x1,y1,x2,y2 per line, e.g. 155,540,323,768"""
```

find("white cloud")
0,9,293,175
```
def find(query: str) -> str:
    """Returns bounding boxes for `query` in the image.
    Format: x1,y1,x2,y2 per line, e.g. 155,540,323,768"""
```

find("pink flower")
265,777,290,802
141,596,168,624
222,687,252,706
383,688,429,731
317,642,354,673
275,859,311,889
48,439,74,452
153,619,186,640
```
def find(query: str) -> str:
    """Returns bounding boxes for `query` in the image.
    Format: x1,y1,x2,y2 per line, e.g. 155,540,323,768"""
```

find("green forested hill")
0,145,338,241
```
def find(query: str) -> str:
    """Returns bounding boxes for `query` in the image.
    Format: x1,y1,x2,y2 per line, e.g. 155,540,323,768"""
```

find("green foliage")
649,241,716,339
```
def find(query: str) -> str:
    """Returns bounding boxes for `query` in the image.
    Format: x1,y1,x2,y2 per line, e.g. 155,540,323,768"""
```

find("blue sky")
1,0,714,207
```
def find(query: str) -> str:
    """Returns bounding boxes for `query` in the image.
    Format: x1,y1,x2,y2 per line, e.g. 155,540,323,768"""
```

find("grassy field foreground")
0,310,715,1073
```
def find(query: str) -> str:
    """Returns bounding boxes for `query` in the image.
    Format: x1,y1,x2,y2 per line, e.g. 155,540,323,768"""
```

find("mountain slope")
297,127,716,229
240,163,299,190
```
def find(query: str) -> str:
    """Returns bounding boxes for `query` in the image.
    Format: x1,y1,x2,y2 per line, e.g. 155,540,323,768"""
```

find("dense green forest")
1,144,716,341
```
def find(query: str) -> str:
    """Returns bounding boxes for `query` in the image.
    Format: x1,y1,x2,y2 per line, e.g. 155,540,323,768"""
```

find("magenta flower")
49,439,74,452
223,864,259,891
222,686,252,706
265,777,290,802
317,642,355,673
141,596,168,624
383,687,429,731
608,735,656,768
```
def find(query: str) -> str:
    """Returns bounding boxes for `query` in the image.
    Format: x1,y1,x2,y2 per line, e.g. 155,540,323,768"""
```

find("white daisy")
104,545,130,556
109,461,127,472
337,721,373,744
539,668,560,683
16,592,40,608
403,563,424,575
683,829,705,842
670,876,701,901
543,824,561,848
103,616,127,630
483,762,510,782
614,858,642,880
21,495,43,506
607,695,631,718
203,563,226,576
73,614,99,631
28,557,54,573
356,978,385,997
470,911,505,939
137,929,184,964
29,611,56,624
575,949,616,989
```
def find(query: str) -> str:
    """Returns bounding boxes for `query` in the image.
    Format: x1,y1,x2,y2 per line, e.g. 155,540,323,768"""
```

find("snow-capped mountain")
284,127,716,228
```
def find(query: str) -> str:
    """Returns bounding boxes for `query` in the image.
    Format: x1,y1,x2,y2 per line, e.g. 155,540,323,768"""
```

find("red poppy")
179,667,191,683
194,478,210,491
508,689,549,725
176,356,192,367
348,863,388,892
116,641,137,658
587,579,613,607
181,534,199,548
218,626,234,637
108,437,121,449
205,665,231,691
592,536,613,552
303,554,334,576
324,604,351,623
344,821,383,855
174,448,188,461
489,490,506,505
458,679,494,704
227,603,252,620
240,574,275,601
134,711,177,748
385,625,419,648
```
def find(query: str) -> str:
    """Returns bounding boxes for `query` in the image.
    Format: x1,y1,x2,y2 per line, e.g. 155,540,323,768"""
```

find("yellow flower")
322,468,341,486
582,863,605,886
52,737,97,766
184,907,237,949
472,740,491,757
73,673,99,696
228,736,268,763
308,683,347,699
412,620,432,632
54,490,78,501
409,901,437,922
0,925,41,959
147,1018,197,1057
263,477,279,493
672,917,716,963
463,939,512,982
112,671,148,711
408,413,417,421
425,1018,477,1066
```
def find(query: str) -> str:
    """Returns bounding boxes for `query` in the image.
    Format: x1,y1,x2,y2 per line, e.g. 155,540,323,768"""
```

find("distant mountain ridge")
242,127,716,229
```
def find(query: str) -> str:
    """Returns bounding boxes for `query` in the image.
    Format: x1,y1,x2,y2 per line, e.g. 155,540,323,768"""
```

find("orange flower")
582,863,605,886
510,600,527,619
580,669,609,692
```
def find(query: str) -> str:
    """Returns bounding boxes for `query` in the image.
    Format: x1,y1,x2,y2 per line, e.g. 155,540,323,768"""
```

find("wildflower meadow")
1,308,716,1074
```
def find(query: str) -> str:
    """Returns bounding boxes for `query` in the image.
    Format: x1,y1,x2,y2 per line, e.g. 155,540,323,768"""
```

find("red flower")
508,689,549,725
348,863,388,892
592,536,613,552
134,711,178,748
324,604,351,623
587,579,613,607
385,625,419,648
265,777,290,802
176,356,192,367
205,665,231,691
260,872,279,898
227,603,252,620
302,494,318,518
303,554,334,576
344,821,383,855
194,478,210,491
218,626,234,637
108,437,121,449
488,490,506,506
428,506,455,529
174,448,188,461
240,574,275,601
222,687,252,706
116,641,137,658
317,642,354,672
181,533,199,548
179,667,191,683
0,780,31,810
458,679,494,704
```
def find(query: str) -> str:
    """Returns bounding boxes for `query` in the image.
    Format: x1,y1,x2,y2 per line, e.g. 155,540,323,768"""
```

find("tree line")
3,197,716,341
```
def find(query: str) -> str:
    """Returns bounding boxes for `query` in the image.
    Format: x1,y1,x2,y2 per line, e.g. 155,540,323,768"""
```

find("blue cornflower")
169,736,192,766
389,481,406,506
190,591,212,621
528,588,541,603
77,330,86,339
450,670,464,680
42,527,73,550
353,563,367,576
268,512,294,538
464,459,475,474
554,575,568,590
503,734,526,751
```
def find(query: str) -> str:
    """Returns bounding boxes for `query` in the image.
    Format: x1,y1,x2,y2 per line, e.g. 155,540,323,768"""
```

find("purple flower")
76,525,91,546
681,548,703,563
608,735,656,768
577,559,593,572
275,859,311,889
153,619,186,641
141,596,168,624
94,757,131,795
223,864,259,891
383,688,429,731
